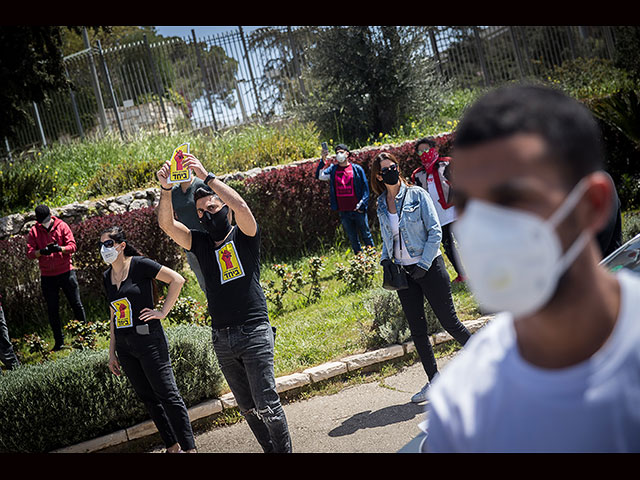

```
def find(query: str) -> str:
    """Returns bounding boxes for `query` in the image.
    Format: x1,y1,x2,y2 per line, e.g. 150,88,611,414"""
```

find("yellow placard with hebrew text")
216,241,246,285
168,143,191,183
111,298,133,329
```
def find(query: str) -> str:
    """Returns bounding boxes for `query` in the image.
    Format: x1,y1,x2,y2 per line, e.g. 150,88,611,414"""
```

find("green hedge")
0,324,224,453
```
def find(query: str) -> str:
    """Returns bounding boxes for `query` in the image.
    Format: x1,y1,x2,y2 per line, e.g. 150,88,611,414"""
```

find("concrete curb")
51,316,492,453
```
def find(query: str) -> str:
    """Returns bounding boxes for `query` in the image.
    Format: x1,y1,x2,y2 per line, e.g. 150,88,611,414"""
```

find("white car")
600,233,640,274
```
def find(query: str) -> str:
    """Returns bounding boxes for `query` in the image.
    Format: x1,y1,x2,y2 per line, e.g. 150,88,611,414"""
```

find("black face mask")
381,168,400,185
200,206,231,242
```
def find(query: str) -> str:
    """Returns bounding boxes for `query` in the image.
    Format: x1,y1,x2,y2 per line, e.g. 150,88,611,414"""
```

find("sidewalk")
152,353,455,453
53,316,491,453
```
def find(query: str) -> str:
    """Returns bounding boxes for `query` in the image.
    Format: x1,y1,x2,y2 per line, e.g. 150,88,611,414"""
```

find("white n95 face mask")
100,245,119,264
452,178,591,318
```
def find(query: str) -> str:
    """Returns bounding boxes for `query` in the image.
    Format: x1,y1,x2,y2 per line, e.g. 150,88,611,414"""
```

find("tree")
0,26,108,141
296,26,451,143
246,26,320,117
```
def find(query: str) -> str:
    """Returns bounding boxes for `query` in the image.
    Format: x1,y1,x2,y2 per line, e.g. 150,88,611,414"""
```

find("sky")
154,26,266,39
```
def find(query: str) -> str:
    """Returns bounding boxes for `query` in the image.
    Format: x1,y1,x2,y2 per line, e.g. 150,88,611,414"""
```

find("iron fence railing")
3,26,620,157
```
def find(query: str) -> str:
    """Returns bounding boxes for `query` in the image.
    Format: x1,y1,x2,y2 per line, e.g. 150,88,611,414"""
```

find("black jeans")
116,326,196,451
441,223,463,277
396,255,471,381
212,320,292,453
40,270,86,346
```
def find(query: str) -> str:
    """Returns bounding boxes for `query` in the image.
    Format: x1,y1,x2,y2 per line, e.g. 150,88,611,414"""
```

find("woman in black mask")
370,152,471,404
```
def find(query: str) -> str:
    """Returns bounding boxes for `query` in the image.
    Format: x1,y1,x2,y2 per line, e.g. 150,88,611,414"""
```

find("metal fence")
4,26,620,156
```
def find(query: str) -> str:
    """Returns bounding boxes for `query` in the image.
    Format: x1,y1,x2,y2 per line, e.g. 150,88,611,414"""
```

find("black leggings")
396,255,470,381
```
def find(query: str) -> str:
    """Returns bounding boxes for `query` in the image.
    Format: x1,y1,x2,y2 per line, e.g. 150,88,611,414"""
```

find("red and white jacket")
26,216,77,277
411,148,454,210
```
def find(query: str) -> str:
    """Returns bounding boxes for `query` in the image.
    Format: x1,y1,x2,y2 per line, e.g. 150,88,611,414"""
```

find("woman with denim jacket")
371,152,471,403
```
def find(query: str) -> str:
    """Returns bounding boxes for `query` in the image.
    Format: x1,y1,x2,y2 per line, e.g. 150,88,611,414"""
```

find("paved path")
149,355,456,454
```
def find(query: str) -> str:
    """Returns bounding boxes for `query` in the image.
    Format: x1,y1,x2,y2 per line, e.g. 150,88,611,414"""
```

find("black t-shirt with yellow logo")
189,225,268,328
103,256,162,336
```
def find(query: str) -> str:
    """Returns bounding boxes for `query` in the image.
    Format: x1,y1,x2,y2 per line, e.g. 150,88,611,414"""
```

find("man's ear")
582,172,615,234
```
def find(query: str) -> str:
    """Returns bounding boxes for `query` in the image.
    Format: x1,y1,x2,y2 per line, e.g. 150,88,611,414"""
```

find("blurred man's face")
452,133,581,251
453,134,566,217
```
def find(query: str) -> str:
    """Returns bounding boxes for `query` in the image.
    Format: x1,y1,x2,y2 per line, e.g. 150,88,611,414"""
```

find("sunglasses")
380,164,398,174
98,239,115,249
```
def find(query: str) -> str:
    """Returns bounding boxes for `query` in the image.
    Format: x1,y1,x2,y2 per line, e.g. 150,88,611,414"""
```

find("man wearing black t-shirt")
156,154,292,453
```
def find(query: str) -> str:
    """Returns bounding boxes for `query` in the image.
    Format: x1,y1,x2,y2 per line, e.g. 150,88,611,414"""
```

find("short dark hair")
415,137,435,152
193,185,221,205
453,83,604,186
35,204,50,223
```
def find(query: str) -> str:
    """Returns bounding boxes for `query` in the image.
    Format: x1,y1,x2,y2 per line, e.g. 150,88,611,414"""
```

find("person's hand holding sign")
156,160,172,189
181,154,208,181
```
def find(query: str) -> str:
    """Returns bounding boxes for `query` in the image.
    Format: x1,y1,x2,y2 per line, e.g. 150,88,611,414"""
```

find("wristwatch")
204,172,216,185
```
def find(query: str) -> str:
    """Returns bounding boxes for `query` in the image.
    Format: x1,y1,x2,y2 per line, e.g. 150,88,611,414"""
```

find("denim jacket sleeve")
354,164,369,211
418,188,442,271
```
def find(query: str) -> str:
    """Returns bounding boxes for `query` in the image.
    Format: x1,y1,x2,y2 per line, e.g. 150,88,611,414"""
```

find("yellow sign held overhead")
168,143,191,183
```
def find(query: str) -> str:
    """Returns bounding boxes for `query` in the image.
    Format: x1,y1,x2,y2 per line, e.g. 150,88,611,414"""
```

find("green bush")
622,210,640,243
546,57,635,101
0,324,223,453
335,247,379,292
363,287,441,349
0,160,60,216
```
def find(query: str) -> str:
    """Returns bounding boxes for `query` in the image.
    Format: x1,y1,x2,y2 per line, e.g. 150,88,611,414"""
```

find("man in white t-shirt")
418,84,640,453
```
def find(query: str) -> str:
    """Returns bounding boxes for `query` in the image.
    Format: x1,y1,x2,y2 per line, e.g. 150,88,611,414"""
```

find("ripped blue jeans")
212,320,292,453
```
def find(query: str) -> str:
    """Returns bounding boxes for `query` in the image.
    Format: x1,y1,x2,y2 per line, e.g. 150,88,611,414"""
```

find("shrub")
241,162,341,258
335,246,379,292
64,318,109,350
622,210,640,243
0,235,47,335
85,157,159,198
363,287,441,349
546,57,635,102
262,257,325,315
0,324,223,453
0,161,60,216
166,295,209,327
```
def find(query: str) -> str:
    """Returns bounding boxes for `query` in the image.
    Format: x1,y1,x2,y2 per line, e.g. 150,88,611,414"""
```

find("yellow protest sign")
168,143,191,183
216,241,246,284
111,298,133,329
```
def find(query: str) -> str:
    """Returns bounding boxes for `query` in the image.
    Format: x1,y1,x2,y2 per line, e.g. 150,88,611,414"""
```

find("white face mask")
100,245,119,265
336,152,347,164
452,178,591,318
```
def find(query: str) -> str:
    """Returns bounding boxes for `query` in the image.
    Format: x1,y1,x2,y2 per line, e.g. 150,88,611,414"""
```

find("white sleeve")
318,167,331,181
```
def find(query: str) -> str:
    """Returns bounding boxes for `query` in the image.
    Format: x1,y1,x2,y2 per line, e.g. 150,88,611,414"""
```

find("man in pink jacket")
26,205,86,351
